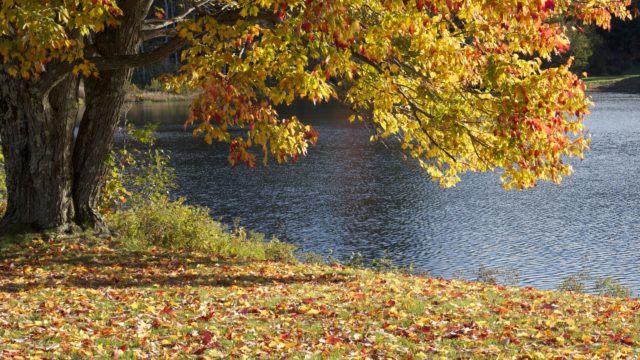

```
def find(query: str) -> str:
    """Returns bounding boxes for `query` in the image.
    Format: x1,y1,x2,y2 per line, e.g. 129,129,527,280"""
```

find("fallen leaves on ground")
0,237,639,359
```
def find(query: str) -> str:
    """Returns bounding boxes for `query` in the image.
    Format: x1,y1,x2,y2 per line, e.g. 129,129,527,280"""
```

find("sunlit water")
125,92,640,293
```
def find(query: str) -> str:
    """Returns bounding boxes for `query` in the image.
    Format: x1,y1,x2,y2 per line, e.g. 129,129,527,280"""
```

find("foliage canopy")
1,0,631,188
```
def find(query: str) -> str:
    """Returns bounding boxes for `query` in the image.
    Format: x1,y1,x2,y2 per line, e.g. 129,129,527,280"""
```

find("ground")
585,74,640,93
0,237,639,359
125,90,197,103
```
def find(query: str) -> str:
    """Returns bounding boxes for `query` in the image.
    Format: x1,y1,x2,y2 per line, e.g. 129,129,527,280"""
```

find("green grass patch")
107,197,295,262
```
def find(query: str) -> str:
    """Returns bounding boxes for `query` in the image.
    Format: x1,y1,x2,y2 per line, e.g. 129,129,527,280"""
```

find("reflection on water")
125,93,640,293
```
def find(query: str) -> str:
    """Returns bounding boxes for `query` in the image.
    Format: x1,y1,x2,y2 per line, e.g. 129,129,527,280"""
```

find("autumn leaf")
154,7,165,20
0,237,639,358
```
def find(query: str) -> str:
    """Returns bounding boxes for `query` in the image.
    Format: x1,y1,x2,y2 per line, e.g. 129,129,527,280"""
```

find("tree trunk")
72,0,145,231
72,71,132,231
0,72,78,234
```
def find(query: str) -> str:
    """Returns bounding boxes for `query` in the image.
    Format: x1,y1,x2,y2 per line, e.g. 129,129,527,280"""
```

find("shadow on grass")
0,246,351,293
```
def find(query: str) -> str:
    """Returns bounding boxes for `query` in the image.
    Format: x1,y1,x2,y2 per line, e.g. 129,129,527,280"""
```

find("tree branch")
37,36,186,93
38,7,282,93
143,0,214,31
93,35,188,70
142,27,178,41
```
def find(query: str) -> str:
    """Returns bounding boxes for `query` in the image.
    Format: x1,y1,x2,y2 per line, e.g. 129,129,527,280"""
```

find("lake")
126,92,640,292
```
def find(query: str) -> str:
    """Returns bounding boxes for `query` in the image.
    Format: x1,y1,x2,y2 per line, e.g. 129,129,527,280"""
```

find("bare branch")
142,28,178,41
143,0,214,31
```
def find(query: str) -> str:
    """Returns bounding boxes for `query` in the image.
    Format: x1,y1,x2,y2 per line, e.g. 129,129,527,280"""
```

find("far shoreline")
125,89,197,103
585,74,640,94
124,75,640,105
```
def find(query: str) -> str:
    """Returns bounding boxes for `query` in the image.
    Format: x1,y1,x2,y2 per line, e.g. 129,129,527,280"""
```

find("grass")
1,236,639,358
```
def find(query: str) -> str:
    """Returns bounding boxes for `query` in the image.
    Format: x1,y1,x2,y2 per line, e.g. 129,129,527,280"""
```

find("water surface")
126,92,640,292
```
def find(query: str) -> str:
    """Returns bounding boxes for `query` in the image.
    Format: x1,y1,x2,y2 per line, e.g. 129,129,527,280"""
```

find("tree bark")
72,1,145,231
0,71,79,234
72,71,132,231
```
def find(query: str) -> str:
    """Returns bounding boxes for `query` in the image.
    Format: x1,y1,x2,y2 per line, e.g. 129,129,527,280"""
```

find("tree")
0,0,631,234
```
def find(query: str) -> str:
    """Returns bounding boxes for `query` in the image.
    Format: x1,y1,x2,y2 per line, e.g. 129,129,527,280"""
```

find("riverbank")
124,75,640,103
585,74,640,93
1,236,638,358
125,89,197,103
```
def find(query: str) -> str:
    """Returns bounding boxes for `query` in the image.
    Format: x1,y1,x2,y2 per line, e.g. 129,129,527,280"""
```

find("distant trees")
588,14,640,75
566,27,595,74
557,0,640,77
548,21,595,74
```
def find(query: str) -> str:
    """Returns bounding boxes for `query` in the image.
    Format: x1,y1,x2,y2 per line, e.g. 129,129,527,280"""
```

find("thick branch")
37,36,185,93
39,8,281,93
93,36,187,70
142,28,178,41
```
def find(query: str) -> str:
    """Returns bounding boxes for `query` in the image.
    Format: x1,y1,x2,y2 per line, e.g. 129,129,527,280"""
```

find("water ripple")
125,93,640,294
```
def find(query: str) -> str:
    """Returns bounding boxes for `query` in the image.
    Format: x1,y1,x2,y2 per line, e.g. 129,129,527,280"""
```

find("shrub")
593,278,632,298
558,274,590,293
102,123,295,262
100,123,176,215
107,197,296,262
474,266,520,286
557,274,633,298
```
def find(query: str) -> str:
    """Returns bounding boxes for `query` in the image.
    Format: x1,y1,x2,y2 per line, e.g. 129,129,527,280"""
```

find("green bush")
594,278,632,298
474,266,520,286
100,123,176,215
558,274,590,293
107,197,296,262
103,124,295,262
557,274,633,298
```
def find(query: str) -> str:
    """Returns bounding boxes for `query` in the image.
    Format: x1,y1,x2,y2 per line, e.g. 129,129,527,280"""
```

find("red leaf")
612,333,636,346
197,312,215,321
201,330,213,345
